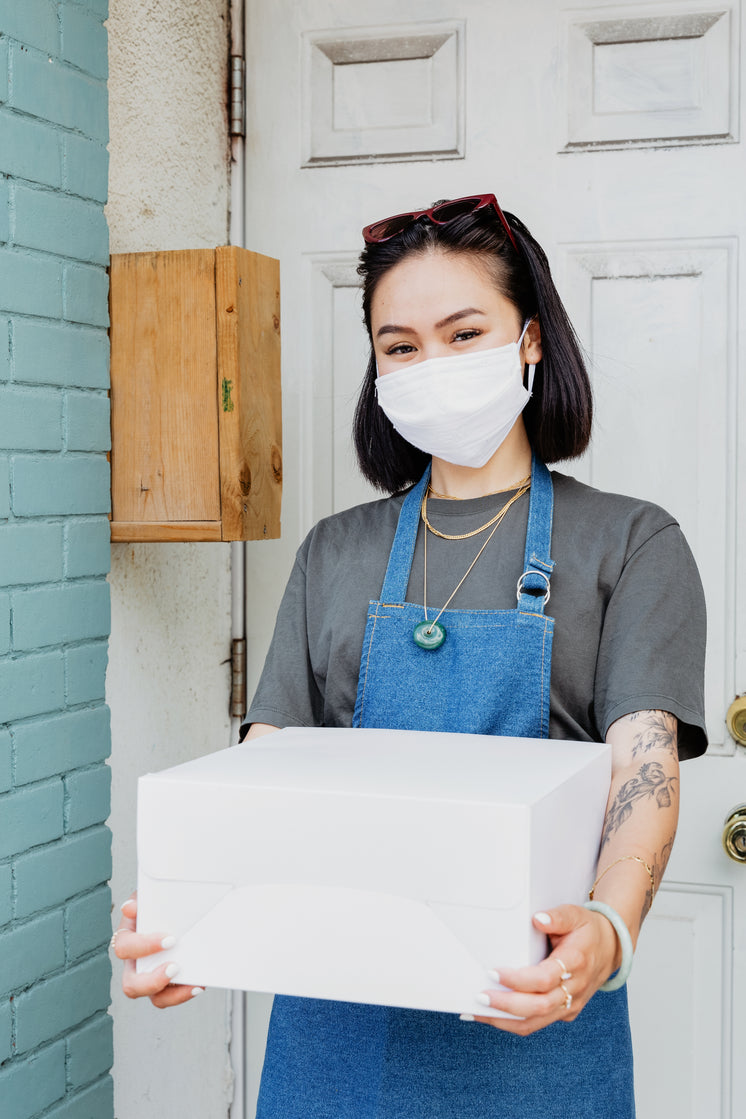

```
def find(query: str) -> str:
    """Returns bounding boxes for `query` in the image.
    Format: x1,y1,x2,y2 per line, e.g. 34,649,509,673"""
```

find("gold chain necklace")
422,475,530,540
412,480,531,650
428,475,531,501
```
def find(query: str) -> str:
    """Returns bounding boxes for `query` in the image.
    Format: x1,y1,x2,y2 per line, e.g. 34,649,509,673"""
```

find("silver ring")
110,928,123,953
516,569,551,605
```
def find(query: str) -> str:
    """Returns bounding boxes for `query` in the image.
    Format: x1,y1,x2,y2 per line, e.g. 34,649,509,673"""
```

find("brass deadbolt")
723,805,746,863
726,696,746,746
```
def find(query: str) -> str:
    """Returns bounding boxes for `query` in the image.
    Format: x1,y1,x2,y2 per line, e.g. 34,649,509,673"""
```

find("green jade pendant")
412,619,446,650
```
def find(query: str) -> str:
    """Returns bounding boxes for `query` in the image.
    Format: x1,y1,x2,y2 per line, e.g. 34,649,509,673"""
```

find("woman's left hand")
470,905,619,1035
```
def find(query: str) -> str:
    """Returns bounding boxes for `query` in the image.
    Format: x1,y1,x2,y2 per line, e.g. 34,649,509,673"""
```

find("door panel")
243,2,746,1115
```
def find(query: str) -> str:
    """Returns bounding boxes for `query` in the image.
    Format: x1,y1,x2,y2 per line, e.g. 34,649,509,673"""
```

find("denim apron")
256,456,635,1119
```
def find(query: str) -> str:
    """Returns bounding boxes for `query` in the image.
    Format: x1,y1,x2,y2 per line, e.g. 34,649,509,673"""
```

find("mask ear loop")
518,319,537,396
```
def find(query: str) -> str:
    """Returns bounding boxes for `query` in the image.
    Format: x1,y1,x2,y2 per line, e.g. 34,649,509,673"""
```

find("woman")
115,194,707,1118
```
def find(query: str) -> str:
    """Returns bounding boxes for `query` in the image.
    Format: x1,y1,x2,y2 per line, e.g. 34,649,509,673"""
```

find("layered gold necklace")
412,478,531,650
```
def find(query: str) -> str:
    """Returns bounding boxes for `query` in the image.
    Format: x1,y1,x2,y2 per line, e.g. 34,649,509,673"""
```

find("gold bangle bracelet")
589,855,655,900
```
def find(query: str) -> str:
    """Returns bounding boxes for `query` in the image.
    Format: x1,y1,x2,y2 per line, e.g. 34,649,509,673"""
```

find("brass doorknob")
726,696,746,745
723,805,746,863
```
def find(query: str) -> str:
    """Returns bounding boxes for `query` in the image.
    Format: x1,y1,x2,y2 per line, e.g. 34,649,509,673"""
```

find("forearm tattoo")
641,836,675,922
627,710,678,759
601,761,678,847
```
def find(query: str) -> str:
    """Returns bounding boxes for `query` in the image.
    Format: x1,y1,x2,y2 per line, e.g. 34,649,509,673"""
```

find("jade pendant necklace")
412,478,531,651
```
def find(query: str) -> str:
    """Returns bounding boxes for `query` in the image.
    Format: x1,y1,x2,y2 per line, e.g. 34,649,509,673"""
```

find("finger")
120,893,137,920
150,984,205,1009
492,957,574,994
113,928,176,961
533,904,586,937
122,958,182,1000
476,985,568,1023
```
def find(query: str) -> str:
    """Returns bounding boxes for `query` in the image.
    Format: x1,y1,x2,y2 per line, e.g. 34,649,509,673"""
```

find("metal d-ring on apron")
256,454,635,1119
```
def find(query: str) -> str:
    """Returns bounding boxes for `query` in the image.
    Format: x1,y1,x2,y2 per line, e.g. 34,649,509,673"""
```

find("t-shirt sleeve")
593,522,707,760
240,544,324,737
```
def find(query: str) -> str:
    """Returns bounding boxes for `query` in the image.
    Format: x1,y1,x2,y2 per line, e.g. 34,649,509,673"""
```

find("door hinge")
230,637,247,718
230,55,246,137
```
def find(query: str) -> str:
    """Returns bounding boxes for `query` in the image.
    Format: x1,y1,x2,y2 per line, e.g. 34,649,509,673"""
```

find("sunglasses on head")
362,193,518,252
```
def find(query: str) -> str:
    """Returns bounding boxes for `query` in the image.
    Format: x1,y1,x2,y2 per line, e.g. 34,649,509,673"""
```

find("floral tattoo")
627,710,678,759
601,761,678,847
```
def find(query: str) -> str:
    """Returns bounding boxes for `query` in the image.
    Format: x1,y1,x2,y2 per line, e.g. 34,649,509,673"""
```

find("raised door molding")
561,3,739,150
302,21,464,165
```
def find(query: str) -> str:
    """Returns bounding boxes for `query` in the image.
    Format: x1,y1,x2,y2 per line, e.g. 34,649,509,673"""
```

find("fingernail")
164,963,179,978
475,992,492,1007
160,936,176,950
191,987,204,997
534,912,552,926
486,969,500,984
459,1013,475,1022
120,900,134,911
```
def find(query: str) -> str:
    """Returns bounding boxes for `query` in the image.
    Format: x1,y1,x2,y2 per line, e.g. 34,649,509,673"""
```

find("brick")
65,391,110,452
0,385,62,450
0,909,64,997
0,37,8,104
0,521,63,585
62,133,108,204
61,4,108,81
12,580,110,650
11,46,108,143
14,826,111,919
12,454,110,515
14,185,109,266
65,641,107,705
66,1012,113,1088
0,316,8,380
66,885,112,962
63,262,109,329
0,727,10,791
45,1075,114,1119
15,952,111,1053
0,862,11,925
0,247,62,317
0,590,8,653
0,649,65,721
13,319,109,389
0,0,58,55
0,107,62,187
0,455,9,517
0,1040,66,1119
0,781,64,858
0,176,8,243
13,705,111,785
65,517,110,577
65,764,110,832
0,998,10,1062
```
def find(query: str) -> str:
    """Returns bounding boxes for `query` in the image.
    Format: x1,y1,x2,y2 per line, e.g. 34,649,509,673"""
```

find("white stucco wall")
105,2,234,1116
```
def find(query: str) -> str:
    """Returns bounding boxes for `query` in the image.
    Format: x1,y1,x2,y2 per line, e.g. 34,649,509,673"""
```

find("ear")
521,318,543,364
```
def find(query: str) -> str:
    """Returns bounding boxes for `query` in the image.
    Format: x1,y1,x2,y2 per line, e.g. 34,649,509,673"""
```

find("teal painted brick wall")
0,3,113,1115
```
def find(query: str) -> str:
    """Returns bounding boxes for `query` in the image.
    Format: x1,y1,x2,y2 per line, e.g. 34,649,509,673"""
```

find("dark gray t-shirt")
244,471,707,759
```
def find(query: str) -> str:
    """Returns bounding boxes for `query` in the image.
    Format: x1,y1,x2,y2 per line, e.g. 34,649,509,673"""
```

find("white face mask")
374,323,535,469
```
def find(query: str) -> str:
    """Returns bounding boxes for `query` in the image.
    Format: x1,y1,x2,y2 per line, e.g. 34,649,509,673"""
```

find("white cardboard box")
136,726,610,1017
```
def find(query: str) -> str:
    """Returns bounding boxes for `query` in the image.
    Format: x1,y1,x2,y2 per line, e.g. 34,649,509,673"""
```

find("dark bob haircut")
353,202,592,494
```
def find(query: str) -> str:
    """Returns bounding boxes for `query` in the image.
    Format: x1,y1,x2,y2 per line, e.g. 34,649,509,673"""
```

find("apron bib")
257,456,634,1119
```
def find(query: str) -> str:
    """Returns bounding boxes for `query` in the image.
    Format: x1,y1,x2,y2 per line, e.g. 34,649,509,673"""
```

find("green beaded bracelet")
584,900,634,992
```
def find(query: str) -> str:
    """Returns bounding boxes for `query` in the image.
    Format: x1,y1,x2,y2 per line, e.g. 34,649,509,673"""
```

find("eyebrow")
376,307,486,339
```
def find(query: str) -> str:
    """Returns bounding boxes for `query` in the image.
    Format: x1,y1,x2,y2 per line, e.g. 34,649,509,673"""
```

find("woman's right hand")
114,892,204,1008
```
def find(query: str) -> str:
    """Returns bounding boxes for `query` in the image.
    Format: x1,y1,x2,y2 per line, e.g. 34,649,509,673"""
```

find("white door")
242,2,746,1115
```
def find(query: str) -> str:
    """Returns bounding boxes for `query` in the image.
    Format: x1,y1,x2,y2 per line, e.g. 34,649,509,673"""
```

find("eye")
452,328,482,343
386,342,417,355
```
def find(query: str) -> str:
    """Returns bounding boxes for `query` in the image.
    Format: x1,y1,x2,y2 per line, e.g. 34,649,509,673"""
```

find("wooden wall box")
109,246,282,542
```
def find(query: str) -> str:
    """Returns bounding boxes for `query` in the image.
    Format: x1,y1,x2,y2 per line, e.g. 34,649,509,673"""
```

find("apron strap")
379,466,431,602
517,455,555,615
